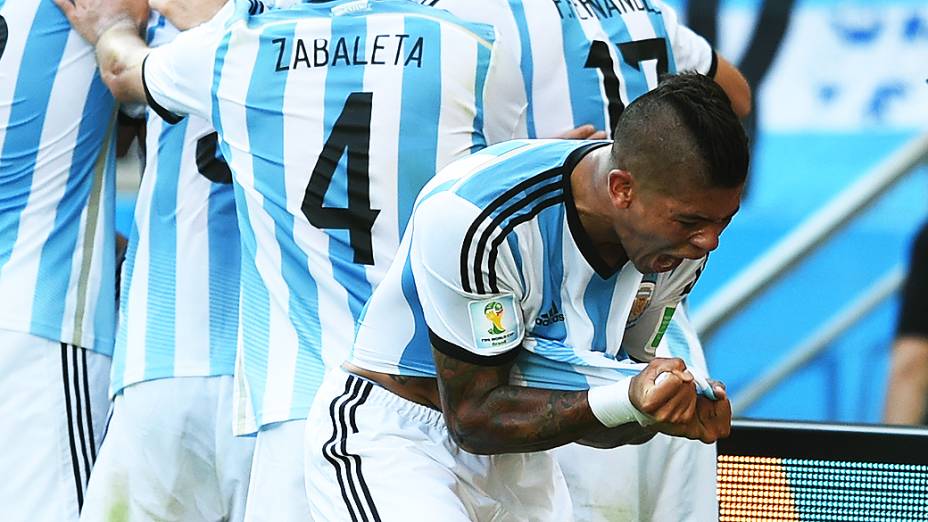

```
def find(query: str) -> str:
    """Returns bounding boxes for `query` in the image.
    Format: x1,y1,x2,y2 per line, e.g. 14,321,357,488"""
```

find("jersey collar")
561,141,621,280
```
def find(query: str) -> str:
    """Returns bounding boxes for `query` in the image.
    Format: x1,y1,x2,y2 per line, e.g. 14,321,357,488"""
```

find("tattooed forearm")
433,348,606,454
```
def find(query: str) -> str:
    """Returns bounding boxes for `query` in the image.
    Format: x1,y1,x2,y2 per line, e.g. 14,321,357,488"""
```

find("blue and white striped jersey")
351,140,714,391
141,0,525,431
423,0,714,138
0,0,117,354
109,14,241,396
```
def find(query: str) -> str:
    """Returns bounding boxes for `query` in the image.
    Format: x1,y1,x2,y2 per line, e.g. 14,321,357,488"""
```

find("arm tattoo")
433,348,603,454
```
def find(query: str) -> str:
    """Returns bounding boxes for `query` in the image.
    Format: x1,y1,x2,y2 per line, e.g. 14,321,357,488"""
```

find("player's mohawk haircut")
613,72,750,189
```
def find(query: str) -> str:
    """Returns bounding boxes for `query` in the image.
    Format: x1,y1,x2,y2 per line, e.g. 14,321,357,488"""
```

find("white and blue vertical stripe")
110,16,241,395
426,0,693,138
199,1,506,431
0,0,116,354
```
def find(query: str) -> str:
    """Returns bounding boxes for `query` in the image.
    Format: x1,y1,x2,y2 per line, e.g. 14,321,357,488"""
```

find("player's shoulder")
242,0,493,33
446,139,605,208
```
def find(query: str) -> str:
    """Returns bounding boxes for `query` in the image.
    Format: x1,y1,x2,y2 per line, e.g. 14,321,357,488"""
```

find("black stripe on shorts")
321,375,381,522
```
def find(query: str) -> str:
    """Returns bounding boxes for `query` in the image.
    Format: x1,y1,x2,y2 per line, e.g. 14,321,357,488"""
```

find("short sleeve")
409,191,526,364
621,257,707,361
142,6,230,124
657,0,716,76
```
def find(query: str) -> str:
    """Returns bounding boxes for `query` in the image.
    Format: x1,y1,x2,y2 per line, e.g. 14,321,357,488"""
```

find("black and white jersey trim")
141,55,185,125
459,168,563,295
429,329,521,366
322,375,381,522
60,343,96,511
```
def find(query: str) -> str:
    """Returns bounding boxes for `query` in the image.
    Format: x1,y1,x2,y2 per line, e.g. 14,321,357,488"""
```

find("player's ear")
608,169,633,209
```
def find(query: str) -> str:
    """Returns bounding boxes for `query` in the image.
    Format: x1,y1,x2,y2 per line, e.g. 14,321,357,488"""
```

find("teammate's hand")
557,124,608,140
54,0,148,45
149,0,228,30
629,357,697,426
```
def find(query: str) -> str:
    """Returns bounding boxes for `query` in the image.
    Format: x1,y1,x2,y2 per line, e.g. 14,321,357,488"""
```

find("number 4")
301,92,380,266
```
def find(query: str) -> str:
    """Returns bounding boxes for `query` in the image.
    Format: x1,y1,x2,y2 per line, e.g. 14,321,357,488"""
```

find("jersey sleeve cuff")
142,55,185,125
707,50,719,79
428,329,521,367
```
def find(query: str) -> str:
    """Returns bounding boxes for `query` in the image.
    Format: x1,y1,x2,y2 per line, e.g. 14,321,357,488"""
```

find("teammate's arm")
713,54,751,119
657,0,751,118
54,0,150,102
56,0,224,120
149,0,229,30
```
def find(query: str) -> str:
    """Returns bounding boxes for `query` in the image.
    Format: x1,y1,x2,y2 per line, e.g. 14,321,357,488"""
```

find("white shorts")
555,305,719,521
80,375,255,522
305,369,573,522
244,419,313,522
554,433,717,521
0,329,110,522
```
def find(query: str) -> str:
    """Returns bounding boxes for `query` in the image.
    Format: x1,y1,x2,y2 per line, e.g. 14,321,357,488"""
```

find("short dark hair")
611,72,749,190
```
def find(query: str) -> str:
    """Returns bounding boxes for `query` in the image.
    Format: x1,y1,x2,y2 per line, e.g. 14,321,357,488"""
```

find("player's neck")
569,149,629,269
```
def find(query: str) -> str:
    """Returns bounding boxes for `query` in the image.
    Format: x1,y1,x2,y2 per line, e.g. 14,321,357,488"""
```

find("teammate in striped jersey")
79,6,256,521
57,0,525,518
305,73,747,520
422,0,750,137
0,1,128,519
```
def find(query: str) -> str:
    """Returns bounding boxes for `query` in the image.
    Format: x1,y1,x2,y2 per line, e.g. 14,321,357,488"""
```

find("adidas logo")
535,302,565,327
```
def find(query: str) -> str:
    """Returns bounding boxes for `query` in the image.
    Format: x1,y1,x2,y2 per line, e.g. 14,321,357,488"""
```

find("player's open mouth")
654,255,681,272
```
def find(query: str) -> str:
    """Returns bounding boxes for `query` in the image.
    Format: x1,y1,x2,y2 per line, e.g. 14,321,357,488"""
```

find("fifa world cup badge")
484,302,507,334
468,295,522,350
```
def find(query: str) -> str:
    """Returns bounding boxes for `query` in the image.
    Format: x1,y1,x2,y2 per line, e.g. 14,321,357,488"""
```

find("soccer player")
0,2,135,519
78,5,256,521
421,0,751,137
56,0,525,518
305,73,747,520
416,2,749,518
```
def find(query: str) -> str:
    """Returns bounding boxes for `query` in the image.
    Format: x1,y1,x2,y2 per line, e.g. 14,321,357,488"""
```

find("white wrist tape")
587,377,655,428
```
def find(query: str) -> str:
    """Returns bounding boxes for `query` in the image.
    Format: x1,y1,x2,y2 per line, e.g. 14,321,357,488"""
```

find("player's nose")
688,228,720,255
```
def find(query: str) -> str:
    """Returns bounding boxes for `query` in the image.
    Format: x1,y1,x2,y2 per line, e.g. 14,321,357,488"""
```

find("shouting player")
417,1,750,517
306,73,747,520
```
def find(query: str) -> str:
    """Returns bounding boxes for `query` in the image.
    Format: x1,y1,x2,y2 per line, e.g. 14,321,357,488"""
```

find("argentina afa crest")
627,280,656,327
